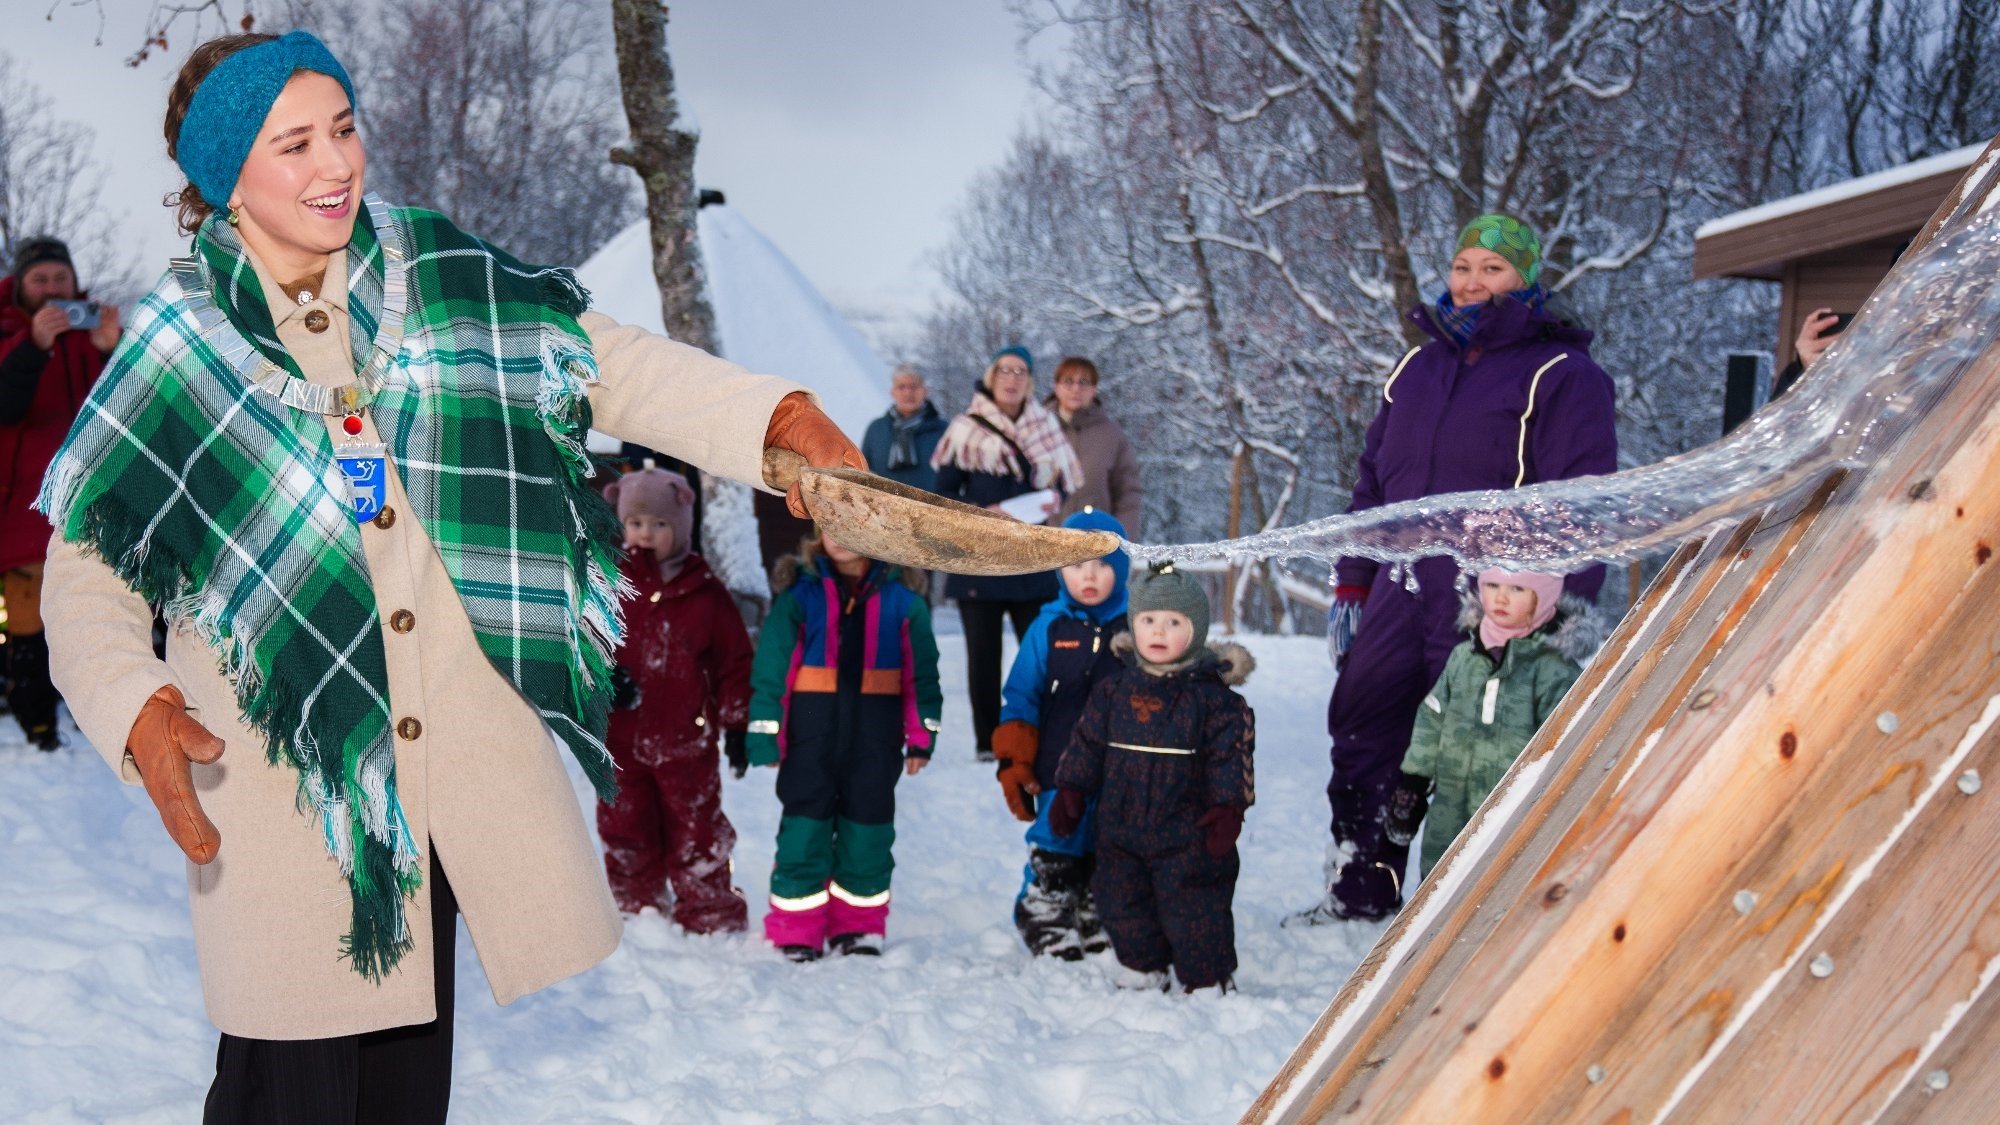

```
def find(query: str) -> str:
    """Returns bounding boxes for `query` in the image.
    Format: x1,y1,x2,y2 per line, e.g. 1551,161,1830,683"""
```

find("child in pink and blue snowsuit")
747,529,942,960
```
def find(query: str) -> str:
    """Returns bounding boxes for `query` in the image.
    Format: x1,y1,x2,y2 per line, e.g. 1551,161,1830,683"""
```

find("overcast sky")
9,0,1054,339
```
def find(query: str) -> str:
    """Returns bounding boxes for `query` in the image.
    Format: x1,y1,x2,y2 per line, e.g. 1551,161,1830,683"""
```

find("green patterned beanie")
1455,214,1540,285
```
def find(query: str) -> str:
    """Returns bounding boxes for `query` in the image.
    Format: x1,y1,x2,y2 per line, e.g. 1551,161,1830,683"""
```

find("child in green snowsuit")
1385,569,1606,875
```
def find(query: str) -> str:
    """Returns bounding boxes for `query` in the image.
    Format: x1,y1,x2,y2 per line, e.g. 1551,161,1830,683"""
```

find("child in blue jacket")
992,510,1129,959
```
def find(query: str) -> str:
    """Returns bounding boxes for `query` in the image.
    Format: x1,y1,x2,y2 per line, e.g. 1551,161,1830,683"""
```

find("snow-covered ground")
0,631,1383,1123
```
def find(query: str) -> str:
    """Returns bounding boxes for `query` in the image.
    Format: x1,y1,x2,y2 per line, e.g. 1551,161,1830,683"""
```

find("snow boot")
1075,879,1109,955
1016,848,1087,959
5,631,60,751
1183,975,1237,996
828,932,882,957
779,944,822,963
1284,842,1401,927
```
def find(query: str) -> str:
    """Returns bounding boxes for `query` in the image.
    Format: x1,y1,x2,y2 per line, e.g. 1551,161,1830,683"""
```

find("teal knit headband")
176,31,357,210
1455,214,1541,285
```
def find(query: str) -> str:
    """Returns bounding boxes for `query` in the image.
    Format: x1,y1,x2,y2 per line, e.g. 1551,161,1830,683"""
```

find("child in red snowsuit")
598,467,754,933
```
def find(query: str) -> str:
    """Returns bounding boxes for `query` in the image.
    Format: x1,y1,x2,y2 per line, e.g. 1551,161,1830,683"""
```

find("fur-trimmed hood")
1110,632,1256,685
1456,586,1611,666
770,542,929,596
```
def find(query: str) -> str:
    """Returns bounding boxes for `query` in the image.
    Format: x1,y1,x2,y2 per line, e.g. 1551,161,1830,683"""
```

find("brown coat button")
390,609,415,633
304,309,330,333
372,506,396,529
397,717,422,741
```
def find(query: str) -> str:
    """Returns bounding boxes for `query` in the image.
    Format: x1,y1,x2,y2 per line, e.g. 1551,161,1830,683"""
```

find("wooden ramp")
1249,140,2000,1123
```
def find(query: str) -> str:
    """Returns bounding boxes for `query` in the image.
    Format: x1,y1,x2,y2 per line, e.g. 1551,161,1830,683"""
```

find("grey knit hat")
1128,562,1211,656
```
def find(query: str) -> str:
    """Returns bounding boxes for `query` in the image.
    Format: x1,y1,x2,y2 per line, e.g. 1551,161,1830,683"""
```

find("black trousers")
203,854,459,1125
959,598,1044,756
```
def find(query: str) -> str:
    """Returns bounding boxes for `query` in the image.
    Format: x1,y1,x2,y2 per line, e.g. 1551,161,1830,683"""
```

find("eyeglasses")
1054,377,1096,387
992,366,1031,379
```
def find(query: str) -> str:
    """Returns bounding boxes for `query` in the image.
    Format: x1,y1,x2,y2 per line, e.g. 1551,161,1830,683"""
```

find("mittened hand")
1195,804,1245,858
724,729,749,779
992,720,1041,822
1047,787,1088,839
762,392,867,518
1383,772,1431,848
126,684,226,864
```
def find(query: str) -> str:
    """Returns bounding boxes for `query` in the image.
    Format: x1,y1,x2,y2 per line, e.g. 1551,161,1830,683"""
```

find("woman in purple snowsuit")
1289,215,1617,925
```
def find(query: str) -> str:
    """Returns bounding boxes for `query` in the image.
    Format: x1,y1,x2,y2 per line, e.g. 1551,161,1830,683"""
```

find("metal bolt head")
1809,953,1835,978
1586,1064,1607,1084
1926,1069,1950,1092
1878,712,1901,734
1959,769,1982,796
1733,890,1758,915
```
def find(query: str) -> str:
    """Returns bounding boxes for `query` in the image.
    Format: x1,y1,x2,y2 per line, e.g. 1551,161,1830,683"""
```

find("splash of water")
1129,160,2000,575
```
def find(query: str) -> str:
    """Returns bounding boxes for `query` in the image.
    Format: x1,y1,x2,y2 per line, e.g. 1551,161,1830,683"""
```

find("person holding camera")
0,237,119,750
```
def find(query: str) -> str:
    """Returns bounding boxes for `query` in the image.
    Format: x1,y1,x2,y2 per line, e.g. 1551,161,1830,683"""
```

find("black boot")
1074,855,1109,954
6,631,60,751
1014,848,1087,959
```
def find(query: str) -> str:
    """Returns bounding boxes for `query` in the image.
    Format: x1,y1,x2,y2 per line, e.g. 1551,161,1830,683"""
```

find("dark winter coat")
605,551,753,767
860,401,947,492
1000,578,1130,792
1056,638,1256,855
748,550,944,767
1051,400,1143,536
1403,592,1609,871
0,276,107,572
932,386,1062,605
1334,296,1618,603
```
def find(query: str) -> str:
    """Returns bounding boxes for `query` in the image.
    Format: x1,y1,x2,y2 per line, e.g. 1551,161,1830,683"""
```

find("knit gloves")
1047,787,1089,839
126,684,227,864
724,729,749,778
1383,772,1432,847
1196,804,1246,858
993,719,1040,822
762,392,867,518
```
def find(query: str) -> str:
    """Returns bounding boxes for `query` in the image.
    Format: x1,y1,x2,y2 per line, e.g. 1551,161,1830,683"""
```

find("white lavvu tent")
576,203,892,599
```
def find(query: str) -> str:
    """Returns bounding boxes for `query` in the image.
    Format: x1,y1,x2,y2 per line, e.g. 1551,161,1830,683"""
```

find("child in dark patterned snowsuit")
599,467,754,933
748,528,943,960
993,509,1130,959
1050,564,1255,992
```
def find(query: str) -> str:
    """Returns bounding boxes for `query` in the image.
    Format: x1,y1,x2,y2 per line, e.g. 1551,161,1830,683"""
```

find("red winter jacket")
0,277,108,571
605,550,754,767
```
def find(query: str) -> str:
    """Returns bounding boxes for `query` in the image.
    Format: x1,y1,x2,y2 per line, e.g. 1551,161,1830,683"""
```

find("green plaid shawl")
36,196,624,980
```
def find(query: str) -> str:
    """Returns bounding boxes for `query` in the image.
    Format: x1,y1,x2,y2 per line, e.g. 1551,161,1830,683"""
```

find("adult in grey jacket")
1048,357,1143,535
860,364,946,491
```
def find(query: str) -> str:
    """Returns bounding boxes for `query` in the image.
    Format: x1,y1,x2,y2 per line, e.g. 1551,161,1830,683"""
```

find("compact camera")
49,299,101,330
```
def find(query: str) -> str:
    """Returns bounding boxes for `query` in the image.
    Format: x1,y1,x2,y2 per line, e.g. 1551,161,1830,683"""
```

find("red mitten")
1195,804,1245,858
1048,788,1089,839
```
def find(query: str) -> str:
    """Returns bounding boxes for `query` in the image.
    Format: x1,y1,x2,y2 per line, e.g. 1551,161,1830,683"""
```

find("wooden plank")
1694,168,1967,280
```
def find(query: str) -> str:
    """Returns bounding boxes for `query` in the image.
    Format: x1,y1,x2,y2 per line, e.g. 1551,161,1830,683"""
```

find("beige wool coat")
43,246,806,1040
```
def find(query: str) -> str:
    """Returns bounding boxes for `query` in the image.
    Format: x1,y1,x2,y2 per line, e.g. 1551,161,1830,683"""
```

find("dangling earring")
226,205,240,226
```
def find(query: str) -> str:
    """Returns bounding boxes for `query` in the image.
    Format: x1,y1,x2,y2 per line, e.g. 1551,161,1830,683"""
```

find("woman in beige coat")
40,32,860,1124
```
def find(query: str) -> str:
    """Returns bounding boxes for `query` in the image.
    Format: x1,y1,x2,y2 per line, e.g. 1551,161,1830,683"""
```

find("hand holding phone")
1795,308,1851,368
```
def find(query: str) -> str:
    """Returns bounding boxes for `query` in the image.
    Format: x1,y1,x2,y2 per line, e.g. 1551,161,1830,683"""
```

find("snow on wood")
1695,142,1986,241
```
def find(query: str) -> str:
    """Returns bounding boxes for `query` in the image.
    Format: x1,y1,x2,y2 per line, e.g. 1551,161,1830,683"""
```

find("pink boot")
827,883,890,938
764,892,830,960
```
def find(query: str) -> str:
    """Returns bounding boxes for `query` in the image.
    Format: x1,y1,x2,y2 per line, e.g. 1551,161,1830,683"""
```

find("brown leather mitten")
992,719,1040,823
126,684,227,864
762,392,867,518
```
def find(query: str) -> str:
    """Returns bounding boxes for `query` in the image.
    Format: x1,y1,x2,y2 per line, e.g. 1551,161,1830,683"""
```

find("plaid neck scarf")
929,389,1083,493
37,196,624,980
1432,283,1549,347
